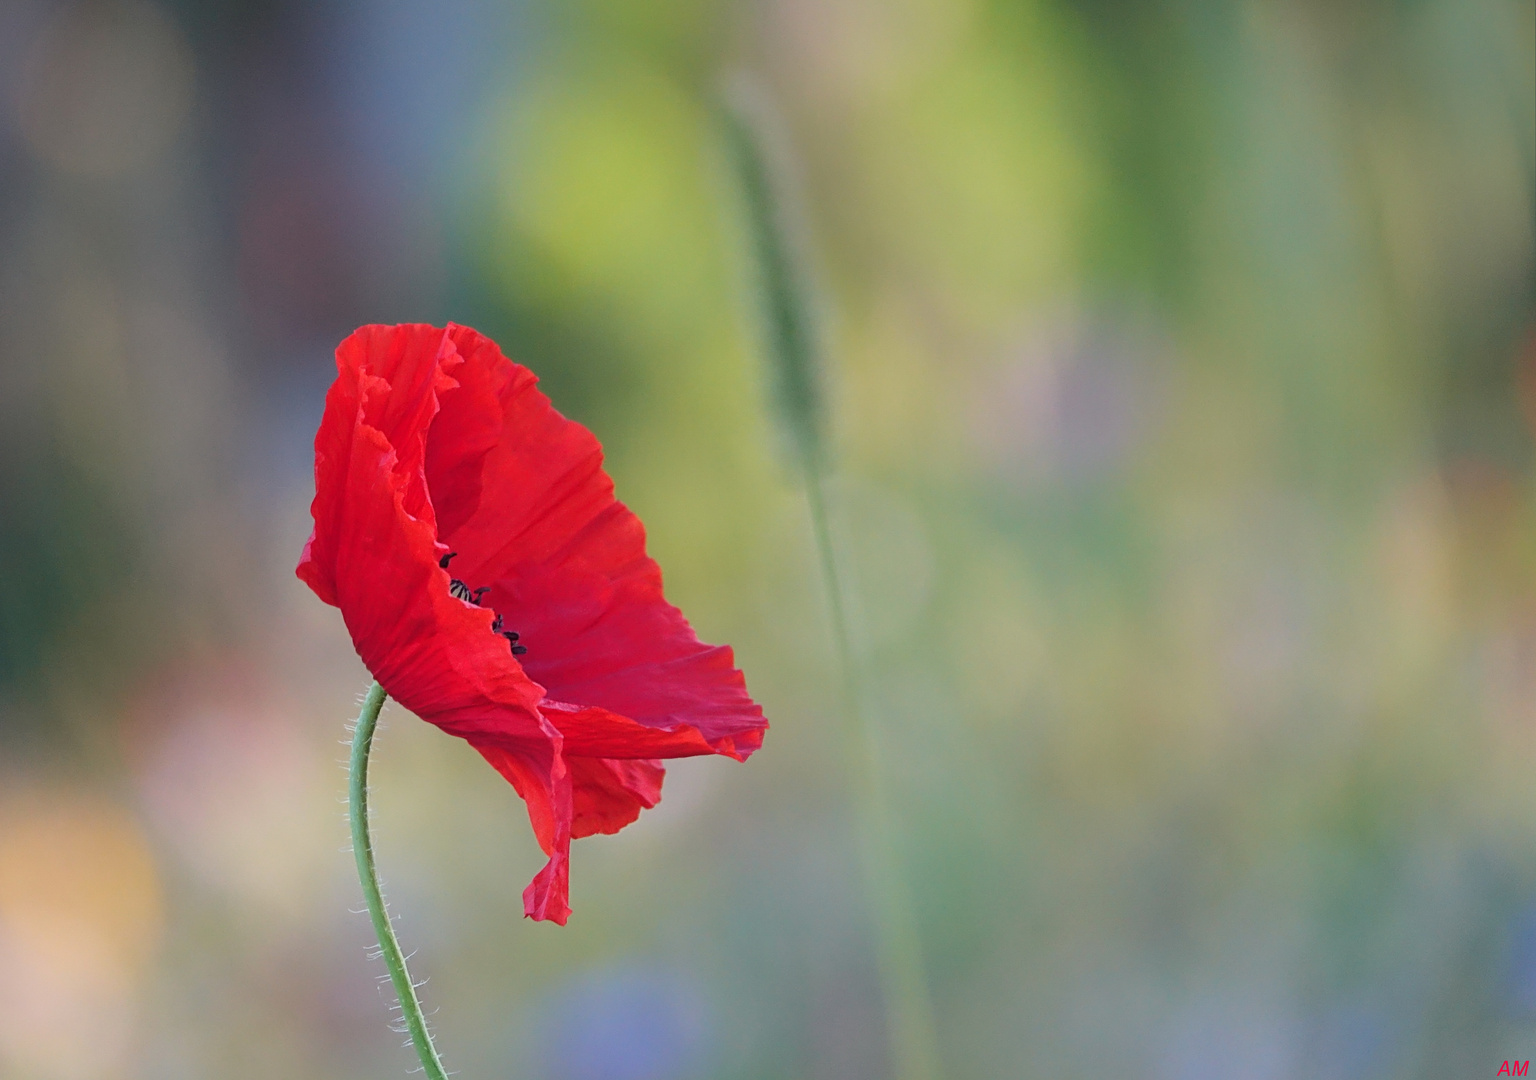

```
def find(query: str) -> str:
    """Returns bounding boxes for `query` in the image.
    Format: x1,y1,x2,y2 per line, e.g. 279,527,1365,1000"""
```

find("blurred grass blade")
718,81,826,473
720,78,944,1080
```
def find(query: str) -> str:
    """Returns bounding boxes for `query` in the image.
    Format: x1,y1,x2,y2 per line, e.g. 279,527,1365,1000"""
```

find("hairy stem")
349,681,451,1080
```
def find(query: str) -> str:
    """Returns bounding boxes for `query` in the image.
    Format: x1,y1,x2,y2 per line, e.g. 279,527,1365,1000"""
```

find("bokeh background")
0,0,1533,1078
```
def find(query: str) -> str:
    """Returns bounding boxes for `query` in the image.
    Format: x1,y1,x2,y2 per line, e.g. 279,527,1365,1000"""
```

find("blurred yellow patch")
854,37,1098,327
0,793,162,1080
488,53,719,337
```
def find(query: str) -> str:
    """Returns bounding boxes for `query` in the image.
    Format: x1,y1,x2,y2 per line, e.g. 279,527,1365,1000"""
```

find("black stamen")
439,552,457,569
443,569,526,656
496,626,527,656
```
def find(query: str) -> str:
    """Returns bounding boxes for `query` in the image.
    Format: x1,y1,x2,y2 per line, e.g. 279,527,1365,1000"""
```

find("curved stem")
349,681,451,1080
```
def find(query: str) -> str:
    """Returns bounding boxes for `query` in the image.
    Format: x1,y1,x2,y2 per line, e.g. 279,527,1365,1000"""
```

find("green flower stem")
349,681,451,1080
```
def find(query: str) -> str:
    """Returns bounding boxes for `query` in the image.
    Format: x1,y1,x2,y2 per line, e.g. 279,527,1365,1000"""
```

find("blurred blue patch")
539,965,712,1080
319,0,521,186
1503,900,1536,1015
1305,999,1393,1080
1157,993,1295,1080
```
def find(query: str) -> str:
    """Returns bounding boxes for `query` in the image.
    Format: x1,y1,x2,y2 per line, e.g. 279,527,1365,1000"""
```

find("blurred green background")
0,1,1532,1078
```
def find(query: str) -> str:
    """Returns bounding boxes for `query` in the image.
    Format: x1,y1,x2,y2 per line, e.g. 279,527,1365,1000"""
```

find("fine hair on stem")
349,681,451,1080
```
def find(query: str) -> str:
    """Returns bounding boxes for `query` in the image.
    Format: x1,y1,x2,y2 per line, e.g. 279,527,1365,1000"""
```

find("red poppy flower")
296,323,767,924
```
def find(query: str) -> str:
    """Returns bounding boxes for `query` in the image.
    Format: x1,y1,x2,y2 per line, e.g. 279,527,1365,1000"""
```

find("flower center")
439,553,527,656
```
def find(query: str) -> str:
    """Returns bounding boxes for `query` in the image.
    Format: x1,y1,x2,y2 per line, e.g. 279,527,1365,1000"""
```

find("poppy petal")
298,325,572,919
298,322,767,924
568,757,666,838
469,739,573,924
431,324,768,759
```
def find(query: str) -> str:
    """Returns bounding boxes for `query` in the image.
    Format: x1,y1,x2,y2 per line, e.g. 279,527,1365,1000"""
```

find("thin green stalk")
349,681,450,1080
722,85,943,1080
805,471,943,1080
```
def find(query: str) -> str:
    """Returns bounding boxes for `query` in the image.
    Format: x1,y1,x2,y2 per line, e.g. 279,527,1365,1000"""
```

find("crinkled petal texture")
297,323,767,924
